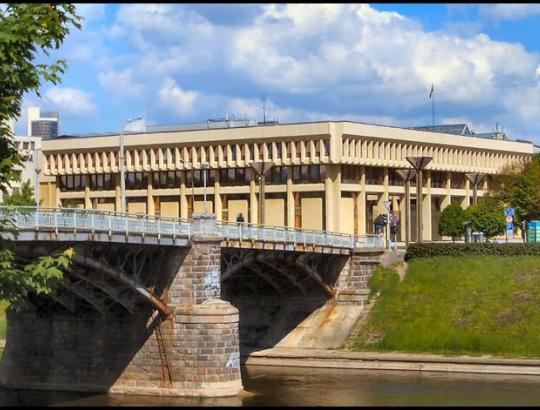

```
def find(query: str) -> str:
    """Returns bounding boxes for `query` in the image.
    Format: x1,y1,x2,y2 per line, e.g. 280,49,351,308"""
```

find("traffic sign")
391,215,399,224
505,208,515,217
383,201,392,211
507,222,514,231
506,216,513,223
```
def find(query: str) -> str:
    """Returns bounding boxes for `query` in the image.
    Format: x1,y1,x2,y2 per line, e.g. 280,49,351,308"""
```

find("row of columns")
45,166,481,240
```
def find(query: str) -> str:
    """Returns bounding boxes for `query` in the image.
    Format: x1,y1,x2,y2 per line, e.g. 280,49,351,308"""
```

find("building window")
291,165,325,183
90,173,114,191
59,174,86,192
365,167,384,185
265,166,288,185
388,168,400,186
342,165,358,183
126,172,148,190
431,171,446,188
219,168,252,186
450,173,466,189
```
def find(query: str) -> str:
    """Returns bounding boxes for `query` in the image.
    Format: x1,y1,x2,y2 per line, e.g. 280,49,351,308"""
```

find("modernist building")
27,106,59,139
38,121,535,241
0,135,42,201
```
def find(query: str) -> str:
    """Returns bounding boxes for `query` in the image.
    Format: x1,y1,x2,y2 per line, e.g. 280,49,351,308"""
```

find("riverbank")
243,347,540,376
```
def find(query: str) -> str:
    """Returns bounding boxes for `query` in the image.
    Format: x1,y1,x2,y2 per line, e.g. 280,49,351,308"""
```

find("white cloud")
99,69,144,97
479,4,540,20
58,4,540,142
158,78,199,115
45,87,97,116
76,4,106,24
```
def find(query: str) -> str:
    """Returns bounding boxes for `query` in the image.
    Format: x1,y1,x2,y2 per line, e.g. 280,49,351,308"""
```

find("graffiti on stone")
204,267,221,294
225,351,240,369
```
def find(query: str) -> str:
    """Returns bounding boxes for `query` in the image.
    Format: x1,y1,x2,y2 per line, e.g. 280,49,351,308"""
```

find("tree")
2,180,36,206
438,201,467,241
0,4,81,311
491,154,540,241
466,196,506,240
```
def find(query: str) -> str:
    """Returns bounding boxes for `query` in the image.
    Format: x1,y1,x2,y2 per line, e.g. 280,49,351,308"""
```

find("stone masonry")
0,214,243,397
335,249,384,305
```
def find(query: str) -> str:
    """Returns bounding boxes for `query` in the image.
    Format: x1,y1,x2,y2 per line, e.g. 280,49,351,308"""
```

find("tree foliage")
491,154,540,225
0,4,81,310
1,180,36,206
466,196,506,239
438,201,467,241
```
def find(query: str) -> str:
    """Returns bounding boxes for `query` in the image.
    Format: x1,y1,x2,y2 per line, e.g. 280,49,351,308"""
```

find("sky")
16,3,540,144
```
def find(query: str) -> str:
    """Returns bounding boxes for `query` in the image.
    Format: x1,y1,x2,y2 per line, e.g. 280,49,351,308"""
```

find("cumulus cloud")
45,87,97,116
47,4,540,142
99,68,144,98
158,78,199,115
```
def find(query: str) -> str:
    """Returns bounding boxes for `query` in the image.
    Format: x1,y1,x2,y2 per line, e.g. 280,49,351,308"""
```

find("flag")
429,84,434,99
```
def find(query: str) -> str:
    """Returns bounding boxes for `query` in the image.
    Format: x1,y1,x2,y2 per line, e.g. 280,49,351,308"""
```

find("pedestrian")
236,213,245,240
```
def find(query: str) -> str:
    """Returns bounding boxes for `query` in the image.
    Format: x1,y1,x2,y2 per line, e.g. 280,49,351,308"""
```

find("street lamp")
465,173,485,205
178,158,195,216
395,168,416,246
202,162,210,214
406,156,432,243
119,116,143,213
250,161,274,225
34,145,41,209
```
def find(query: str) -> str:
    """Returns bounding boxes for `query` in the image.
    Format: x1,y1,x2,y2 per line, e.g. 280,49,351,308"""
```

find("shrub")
405,242,540,261
439,202,467,241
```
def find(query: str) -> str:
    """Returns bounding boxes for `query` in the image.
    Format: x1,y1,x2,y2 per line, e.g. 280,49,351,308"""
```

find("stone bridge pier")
0,214,383,397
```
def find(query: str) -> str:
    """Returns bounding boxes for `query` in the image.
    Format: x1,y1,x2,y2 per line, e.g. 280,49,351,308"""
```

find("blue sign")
507,222,514,231
505,208,515,217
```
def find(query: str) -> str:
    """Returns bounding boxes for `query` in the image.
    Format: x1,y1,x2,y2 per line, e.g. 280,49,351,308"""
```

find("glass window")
365,167,384,185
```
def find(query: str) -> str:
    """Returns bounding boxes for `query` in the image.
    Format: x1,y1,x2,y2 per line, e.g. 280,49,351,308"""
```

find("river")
1,365,540,406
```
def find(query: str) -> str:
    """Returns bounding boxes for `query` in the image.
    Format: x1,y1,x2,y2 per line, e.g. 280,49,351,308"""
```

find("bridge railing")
0,207,384,249
0,206,193,239
217,220,384,249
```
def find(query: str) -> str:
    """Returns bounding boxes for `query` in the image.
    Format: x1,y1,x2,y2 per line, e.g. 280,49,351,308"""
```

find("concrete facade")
38,121,534,241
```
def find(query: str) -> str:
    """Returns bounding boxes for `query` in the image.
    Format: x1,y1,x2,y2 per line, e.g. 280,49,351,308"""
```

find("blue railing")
0,206,384,249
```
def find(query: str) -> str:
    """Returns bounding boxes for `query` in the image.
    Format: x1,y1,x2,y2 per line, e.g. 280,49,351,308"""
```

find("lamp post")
406,156,432,243
178,158,195,216
395,168,416,246
250,161,274,225
34,145,41,209
119,116,143,213
202,162,210,214
465,173,486,205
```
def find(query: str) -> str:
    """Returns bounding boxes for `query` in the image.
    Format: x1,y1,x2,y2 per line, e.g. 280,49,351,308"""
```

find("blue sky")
17,4,540,144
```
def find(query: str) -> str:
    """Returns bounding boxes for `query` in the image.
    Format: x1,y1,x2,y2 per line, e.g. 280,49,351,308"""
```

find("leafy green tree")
438,201,467,241
491,154,540,241
2,180,36,206
0,4,81,311
466,196,506,240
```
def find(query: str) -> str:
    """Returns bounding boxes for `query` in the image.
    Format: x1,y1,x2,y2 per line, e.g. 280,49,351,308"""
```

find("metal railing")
0,206,384,249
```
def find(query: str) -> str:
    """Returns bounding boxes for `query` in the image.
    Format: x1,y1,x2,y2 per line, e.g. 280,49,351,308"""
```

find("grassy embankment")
352,255,540,358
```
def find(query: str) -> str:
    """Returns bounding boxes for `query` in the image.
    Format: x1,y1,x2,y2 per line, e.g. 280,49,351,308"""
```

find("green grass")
0,300,8,340
353,256,540,358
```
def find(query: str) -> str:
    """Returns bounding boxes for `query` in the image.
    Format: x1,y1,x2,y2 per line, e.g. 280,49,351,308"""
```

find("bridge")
0,207,385,397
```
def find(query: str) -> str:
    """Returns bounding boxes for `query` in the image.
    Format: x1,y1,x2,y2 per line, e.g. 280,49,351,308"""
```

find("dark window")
451,173,466,189
265,166,288,185
126,172,147,190
365,167,384,185
431,171,446,188
220,168,252,186
292,165,325,183
342,165,358,183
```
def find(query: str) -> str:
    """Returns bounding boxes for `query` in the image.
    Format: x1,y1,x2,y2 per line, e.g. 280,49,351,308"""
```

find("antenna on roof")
261,96,266,125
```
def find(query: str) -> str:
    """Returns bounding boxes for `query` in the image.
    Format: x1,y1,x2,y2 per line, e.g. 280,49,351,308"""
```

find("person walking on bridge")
236,213,245,241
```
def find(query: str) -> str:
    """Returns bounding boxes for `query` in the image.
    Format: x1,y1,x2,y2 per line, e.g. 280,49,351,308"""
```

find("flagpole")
432,84,435,126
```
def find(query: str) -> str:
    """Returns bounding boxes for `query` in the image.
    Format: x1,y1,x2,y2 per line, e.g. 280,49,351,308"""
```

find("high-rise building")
27,106,59,139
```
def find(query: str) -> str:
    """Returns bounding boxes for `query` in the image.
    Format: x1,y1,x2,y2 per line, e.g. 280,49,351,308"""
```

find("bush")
439,202,467,240
405,242,540,261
